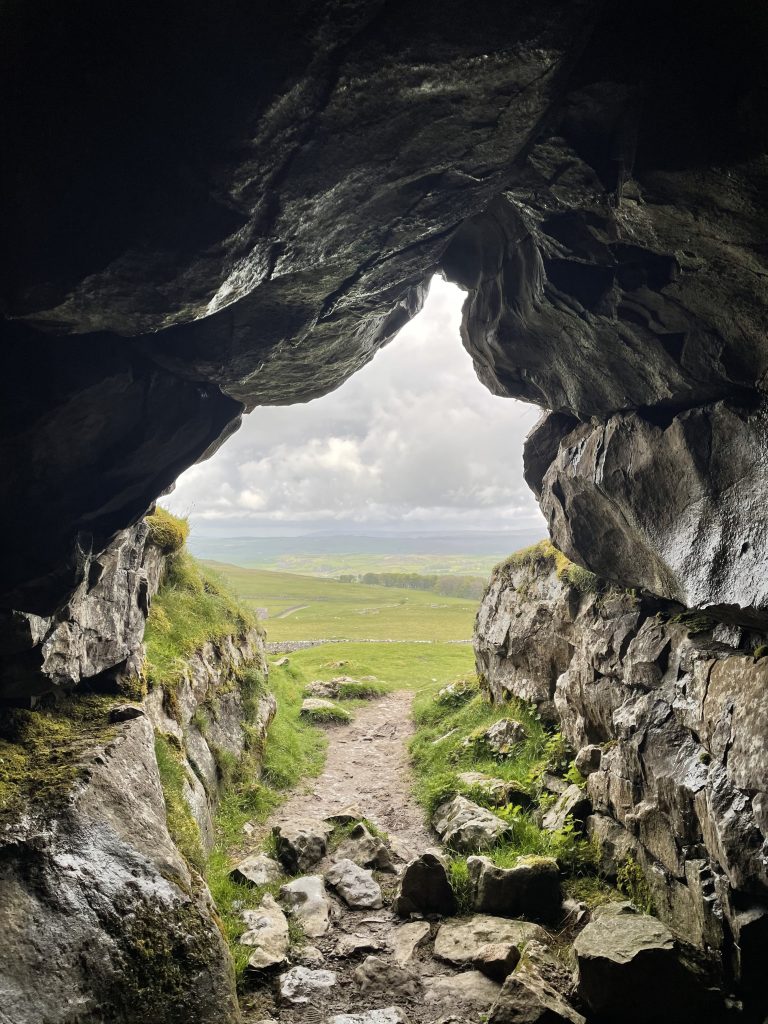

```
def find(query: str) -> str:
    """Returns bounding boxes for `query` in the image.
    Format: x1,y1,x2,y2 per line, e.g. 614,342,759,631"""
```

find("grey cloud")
163,277,546,535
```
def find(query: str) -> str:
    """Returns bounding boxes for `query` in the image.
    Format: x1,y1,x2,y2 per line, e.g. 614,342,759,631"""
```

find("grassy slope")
206,562,478,641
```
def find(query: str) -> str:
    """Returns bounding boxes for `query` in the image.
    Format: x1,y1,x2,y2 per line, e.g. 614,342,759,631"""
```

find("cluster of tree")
338,571,487,600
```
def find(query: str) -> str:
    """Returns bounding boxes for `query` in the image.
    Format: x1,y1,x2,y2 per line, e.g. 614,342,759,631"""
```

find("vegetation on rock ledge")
495,539,599,594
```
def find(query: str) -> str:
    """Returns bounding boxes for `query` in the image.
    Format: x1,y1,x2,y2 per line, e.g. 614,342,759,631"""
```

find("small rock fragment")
328,1009,409,1024
278,965,337,1006
352,955,422,1001
325,858,383,909
393,851,457,917
241,895,290,970
433,795,511,852
280,875,332,937
488,962,585,1024
273,818,332,873
336,822,395,872
574,744,602,776
468,855,562,923
541,784,591,833
230,852,282,887
391,921,431,965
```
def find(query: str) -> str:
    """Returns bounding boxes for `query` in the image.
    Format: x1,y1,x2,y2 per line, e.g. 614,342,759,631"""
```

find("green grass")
144,552,259,690
336,680,388,700
494,540,599,594
204,562,478,641
205,665,327,987
300,702,352,724
408,675,605,901
145,506,190,553
154,733,206,873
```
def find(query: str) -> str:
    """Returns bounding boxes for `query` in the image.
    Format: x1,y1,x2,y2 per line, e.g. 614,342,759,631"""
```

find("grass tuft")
494,540,599,594
145,506,190,554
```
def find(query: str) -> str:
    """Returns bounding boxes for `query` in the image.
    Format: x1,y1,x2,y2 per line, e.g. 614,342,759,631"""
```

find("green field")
252,552,503,578
206,562,478,641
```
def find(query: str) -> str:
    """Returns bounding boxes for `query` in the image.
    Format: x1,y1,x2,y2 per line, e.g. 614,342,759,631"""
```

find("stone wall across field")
474,547,768,1007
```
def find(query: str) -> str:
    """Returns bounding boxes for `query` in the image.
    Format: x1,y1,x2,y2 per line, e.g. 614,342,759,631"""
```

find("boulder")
230,852,282,887
465,719,528,756
434,915,548,972
474,943,525,983
541,784,591,833
278,966,337,1006
240,895,290,970
325,859,383,910
574,745,602,777
489,962,586,1024
468,855,562,923
458,771,533,808
273,818,332,873
574,904,722,1023
300,697,348,717
280,875,332,937
352,955,422,1001
306,680,340,698
423,971,502,1011
336,823,395,872
329,1010,410,1024
433,795,511,852
391,921,431,965
325,806,367,826
393,851,457,917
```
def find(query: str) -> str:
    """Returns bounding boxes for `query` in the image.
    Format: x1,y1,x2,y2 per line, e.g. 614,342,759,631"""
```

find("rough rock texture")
273,818,333,873
325,858,383,909
433,795,512,852
280,875,333,938
0,716,240,1024
434,915,545,971
278,966,337,1006
468,855,562,923
241,895,291,970
352,956,422,1001
231,852,282,887
475,555,768,1011
574,903,722,1023
489,963,585,1024
423,971,502,1011
336,822,395,872
394,852,457,917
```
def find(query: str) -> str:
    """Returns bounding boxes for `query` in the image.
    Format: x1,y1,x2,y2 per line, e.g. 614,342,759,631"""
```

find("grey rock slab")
335,933,388,958
433,795,511,853
230,852,282,887
241,894,290,970
273,818,332,873
541,784,591,833
280,875,333,938
391,921,431,965
464,718,528,756
423,971,502,1011
278,966,337,1006
352,955,422,1001
328,1009,410,1024
574,745,602,777
325,805,366,826
489,964,586,1024
468,855,562,923
325,859,383,909
306,681,340,698
336,823,395,872
458,771,532,808
393,851,457,917
434,916,549,969
573,903,721,1023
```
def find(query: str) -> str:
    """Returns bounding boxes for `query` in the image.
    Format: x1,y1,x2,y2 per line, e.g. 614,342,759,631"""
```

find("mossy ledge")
494,539,600,595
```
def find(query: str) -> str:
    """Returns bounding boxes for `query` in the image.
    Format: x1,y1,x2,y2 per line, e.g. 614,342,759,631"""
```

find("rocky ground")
225,686,722,1024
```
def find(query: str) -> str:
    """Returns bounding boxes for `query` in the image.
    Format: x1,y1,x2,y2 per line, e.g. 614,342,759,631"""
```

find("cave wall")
475,553,768,1012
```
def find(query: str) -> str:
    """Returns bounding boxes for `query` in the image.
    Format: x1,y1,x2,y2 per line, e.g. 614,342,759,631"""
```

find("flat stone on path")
328,1010,410,1024
423,971,502,1011
391,921,431,965
434,915,549,970
352,956,422,1001
468,854,562,922
230,852,281,887
280,875,332,937
240,894,290,970
325,858,383,909
279,965,337,1006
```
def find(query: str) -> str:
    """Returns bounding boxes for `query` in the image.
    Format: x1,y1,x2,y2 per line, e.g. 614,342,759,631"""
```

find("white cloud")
164,276,546,535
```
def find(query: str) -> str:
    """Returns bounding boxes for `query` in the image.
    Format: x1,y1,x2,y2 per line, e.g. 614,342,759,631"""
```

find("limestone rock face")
423,971,502,1011
474,555,768,1005
0,716,239,1024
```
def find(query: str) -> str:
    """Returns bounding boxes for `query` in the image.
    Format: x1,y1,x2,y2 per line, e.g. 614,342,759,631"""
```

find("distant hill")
189,531,544,578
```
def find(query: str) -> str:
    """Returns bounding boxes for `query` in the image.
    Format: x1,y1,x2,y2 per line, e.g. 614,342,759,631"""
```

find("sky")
162,276,546,538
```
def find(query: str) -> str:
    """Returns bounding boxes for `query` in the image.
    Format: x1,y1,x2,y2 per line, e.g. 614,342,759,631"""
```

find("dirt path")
272,691,433,859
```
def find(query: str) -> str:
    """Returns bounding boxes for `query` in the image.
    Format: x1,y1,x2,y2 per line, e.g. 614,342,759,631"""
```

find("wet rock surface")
475,553,768,1010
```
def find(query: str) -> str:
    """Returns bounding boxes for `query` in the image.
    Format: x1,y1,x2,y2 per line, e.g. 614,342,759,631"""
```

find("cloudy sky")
162,276,546,537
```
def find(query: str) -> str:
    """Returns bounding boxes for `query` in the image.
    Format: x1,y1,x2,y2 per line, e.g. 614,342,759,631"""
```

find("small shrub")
145,506,189,553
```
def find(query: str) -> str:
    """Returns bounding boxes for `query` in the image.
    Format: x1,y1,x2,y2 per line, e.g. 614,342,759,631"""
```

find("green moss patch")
494,540,599,594
145,506,190,554
144,551,259,691
0,696,119,822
